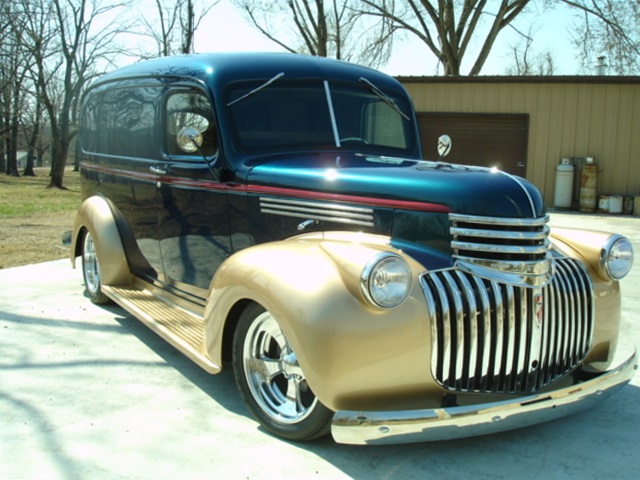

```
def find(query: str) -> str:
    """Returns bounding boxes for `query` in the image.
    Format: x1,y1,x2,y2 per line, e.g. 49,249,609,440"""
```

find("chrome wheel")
233,303,332,441
82,231,110,304
244,311,315,424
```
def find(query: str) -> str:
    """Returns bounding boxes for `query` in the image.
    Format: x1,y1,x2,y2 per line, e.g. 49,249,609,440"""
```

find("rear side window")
165,91,217,158
82,86,158,158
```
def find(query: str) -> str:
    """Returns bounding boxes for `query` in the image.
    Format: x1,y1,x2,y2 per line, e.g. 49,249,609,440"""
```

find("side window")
81,86,157,158
81,96,99,153
165,91,217,157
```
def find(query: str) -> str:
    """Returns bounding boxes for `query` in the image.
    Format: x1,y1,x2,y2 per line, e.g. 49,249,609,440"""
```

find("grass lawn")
0,167,81,269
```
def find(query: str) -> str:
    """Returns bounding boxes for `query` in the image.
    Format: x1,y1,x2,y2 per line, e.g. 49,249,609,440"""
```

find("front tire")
232,303,332,441
81,230,111,305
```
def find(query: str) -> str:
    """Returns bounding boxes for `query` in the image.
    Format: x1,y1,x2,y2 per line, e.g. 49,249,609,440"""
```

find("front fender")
71,195,132,287
550,227,623,371
204,232,441,412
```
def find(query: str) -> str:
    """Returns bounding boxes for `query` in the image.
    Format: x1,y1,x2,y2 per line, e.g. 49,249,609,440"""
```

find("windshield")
226,79,415,154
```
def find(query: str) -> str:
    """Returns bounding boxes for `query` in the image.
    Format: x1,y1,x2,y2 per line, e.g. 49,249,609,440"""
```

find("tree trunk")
24,151,36,176
0,125,5,174
47,135,68,189
7,116,19,176
23,93,42,176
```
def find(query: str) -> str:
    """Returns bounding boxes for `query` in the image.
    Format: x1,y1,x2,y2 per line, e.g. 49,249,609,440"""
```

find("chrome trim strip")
449,213,552,287
451,240,551,255
331,350,637,445
449,213,550,226
453,258,553,288
451,227,550,240
260,197,375,227
495,169,538,218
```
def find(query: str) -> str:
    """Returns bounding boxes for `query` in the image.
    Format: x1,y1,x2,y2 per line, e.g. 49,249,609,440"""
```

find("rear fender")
71,195,132,286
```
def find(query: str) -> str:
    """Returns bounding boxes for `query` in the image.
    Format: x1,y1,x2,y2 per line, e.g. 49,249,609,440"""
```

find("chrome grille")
421,257,593,394
449,213,552,287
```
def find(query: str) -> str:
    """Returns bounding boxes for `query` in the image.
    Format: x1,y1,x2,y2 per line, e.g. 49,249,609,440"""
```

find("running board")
102,284,220,374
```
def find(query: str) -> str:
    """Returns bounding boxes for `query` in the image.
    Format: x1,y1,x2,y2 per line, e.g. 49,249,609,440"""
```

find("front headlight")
361,253,412,309
601,235,634,280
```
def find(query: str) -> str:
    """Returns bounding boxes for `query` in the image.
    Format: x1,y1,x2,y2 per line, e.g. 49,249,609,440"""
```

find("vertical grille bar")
489,282,504,384
442,271,466,388
472,275,492,390
421,257,594,394
455,271,479,389
503,285,517,391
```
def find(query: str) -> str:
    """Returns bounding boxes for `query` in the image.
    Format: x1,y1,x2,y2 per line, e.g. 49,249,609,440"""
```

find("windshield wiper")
227,72,285,107
359,77,410,122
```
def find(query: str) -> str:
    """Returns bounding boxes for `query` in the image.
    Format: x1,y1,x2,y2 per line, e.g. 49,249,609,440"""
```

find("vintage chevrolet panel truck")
70,52,636,444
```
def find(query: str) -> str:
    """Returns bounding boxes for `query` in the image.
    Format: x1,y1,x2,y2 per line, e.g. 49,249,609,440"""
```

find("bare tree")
505,25,555,75
361,0,637,76
1,0,33,177
562,0,640,75
233,0,393,67
21,82,45,176
139,0,219,57
18,0,130,189
361,0,533,75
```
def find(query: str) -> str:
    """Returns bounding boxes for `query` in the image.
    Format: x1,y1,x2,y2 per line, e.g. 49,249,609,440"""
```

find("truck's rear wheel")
82,231,111,305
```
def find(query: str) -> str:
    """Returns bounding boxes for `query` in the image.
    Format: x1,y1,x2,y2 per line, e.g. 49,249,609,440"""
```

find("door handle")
149,165,168,175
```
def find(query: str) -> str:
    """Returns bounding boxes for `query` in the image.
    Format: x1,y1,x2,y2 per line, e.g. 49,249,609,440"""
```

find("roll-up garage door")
416,113,529,178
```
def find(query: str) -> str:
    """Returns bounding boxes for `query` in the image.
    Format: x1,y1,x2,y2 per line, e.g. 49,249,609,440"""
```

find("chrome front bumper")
331,350,637,445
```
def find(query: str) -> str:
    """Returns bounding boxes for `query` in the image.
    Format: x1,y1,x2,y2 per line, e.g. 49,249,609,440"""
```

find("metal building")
399,76,640,209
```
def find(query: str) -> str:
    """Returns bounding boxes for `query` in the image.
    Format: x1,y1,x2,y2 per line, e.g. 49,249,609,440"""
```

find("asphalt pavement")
1,212,639,480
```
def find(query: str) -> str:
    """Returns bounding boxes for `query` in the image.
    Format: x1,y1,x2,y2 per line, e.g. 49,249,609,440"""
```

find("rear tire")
232,303,332,441
81,230,111,305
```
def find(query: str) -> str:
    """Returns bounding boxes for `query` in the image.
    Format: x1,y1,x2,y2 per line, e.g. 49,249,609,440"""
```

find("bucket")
598,195,609,213
608,195,623,214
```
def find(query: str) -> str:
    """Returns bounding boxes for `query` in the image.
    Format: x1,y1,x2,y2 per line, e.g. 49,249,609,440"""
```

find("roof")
91,52,404,93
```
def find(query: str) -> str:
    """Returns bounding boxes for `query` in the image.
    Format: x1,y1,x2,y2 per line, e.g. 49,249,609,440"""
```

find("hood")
246,153,545,219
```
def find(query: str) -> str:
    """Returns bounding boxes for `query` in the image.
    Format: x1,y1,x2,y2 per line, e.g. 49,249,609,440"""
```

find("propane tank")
579,157,598,212
554,158,574,209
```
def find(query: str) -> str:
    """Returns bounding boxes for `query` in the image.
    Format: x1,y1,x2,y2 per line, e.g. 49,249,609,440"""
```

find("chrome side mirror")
176,126,203,153
437,134,452,158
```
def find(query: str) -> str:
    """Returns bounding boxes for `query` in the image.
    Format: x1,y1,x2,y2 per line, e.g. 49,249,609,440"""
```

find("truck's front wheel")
232,303,332,441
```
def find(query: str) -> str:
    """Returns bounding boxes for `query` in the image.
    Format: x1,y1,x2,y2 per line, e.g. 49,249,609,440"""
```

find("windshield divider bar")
324,80,341,148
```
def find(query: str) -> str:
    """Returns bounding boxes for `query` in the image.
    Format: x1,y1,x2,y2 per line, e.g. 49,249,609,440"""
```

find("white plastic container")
609,195,623,214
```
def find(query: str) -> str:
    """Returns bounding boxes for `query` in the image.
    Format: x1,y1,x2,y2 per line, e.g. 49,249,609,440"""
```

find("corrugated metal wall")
399,77,640,208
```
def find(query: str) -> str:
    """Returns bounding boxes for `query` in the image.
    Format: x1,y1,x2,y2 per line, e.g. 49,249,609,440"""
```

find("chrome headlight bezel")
360,253,412,309
600,234,634,281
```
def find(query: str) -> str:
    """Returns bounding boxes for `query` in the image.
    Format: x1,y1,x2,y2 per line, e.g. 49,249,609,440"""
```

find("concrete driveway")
1,212,639,480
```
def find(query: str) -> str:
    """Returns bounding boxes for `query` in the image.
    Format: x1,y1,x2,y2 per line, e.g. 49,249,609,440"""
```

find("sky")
189,1,594,77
